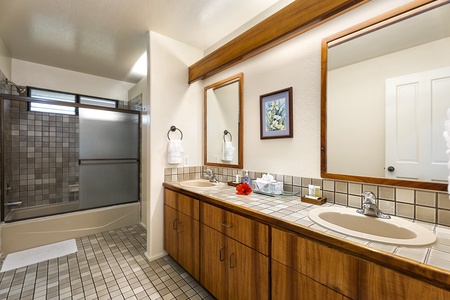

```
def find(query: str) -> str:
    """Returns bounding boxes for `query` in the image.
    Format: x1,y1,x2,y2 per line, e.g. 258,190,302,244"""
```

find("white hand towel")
221,141,235,162
167,140,183,164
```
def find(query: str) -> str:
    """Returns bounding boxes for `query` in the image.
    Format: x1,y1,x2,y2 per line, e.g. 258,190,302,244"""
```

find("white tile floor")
0,225,213,300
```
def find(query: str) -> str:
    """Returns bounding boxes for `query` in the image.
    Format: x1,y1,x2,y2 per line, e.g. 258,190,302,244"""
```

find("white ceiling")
0,0,290,83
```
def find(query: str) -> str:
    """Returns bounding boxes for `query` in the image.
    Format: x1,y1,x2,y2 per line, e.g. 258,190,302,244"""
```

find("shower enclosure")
0,94,140,223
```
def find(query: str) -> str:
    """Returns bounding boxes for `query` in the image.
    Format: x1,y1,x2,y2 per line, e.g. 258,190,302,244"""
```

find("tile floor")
0,225,213,300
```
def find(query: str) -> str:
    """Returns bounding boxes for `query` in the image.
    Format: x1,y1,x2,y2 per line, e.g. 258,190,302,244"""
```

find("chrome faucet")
205,169,219,183
356,191,390,219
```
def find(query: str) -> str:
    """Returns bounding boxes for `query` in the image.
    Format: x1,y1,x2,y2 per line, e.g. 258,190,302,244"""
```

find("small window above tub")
79,96,117,108
29,88,76,115
28,87,118,115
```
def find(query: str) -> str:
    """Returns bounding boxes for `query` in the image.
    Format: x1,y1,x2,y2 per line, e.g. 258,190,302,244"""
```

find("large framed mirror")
321,0,450,191
204,73,243,169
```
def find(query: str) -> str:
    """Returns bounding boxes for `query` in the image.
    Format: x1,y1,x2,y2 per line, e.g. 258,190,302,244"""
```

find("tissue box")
252,181,283,195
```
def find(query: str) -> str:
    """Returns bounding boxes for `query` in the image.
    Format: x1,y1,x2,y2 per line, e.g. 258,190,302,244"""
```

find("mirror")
321,0,450,191
204,73,243,169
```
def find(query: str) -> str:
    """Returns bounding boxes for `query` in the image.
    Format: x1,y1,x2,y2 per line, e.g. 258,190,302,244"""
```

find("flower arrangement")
265,99,286,131
236,182,252,195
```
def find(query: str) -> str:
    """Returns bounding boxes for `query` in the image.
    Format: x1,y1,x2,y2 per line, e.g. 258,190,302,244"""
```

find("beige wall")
12,59,134,100
146,31,203,260
202,0,412,178
0,35,11,78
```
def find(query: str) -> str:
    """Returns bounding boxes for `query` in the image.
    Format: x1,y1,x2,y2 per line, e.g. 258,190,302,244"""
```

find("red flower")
236,182,252,195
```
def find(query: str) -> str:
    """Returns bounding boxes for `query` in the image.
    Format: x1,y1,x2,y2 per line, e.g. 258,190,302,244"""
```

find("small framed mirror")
204,73,243,169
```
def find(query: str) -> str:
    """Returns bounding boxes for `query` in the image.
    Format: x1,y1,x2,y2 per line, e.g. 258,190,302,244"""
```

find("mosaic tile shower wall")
5,99,79,208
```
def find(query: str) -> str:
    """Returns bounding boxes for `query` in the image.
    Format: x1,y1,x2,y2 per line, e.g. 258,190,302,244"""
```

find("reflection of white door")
385,67,450,182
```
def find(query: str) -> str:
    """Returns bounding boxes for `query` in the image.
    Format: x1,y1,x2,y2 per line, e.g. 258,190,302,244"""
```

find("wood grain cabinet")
272,228,358,299
200,202,270,300
163,189,200,280
164,187,450,299
358,260,450,300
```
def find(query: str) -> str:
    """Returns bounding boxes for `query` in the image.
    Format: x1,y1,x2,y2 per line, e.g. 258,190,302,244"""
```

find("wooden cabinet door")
200,224,228,300
178,193,199,220
227,236,269,300
202,202,269,255
164,204,178,260
272,228,358,299
272,259,345,300
164,189,177,209
177,211,200,281
359,260,450,300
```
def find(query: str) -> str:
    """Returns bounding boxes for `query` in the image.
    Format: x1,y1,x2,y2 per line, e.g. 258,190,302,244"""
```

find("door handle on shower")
5,201,22,207
6,183,13,195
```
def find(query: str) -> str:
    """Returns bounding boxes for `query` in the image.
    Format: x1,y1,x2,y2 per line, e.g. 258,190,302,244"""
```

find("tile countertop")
164,182,450,275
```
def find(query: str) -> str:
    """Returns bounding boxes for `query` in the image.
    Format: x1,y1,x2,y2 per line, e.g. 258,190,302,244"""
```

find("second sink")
308,206,436,246
179,179,225,189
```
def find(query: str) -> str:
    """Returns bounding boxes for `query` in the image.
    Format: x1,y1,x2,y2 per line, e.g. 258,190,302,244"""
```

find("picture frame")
260,87,293,139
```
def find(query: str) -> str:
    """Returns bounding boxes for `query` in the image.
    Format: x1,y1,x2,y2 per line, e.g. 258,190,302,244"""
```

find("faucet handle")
361,191,377,204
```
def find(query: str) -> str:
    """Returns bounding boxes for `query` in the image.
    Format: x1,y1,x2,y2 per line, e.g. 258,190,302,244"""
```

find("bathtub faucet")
5,201,22,207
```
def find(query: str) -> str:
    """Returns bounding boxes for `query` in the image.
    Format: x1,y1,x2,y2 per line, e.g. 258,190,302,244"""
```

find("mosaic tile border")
165,166,450,227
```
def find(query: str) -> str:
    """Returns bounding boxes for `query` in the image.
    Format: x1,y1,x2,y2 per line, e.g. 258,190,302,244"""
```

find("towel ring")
223,130,232,142
167,126,183,140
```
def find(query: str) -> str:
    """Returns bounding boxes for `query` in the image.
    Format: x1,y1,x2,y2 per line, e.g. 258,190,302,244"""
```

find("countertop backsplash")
164,166,450,227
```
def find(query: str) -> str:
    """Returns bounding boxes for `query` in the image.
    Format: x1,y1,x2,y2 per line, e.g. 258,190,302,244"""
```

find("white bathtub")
1,202,140,254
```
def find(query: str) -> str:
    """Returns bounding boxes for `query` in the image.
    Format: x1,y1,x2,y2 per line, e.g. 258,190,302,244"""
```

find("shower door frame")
0,94,142,222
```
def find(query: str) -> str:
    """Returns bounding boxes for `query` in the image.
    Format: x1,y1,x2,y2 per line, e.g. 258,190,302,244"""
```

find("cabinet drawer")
359,260,450,300
178,194,199,220
272,228,358,299
164,189,199,220
201,203,269,255
272,260,346,300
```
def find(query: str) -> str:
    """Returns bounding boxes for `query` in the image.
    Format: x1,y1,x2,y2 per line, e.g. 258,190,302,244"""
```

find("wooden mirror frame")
321,0,448,191
204,73,244,169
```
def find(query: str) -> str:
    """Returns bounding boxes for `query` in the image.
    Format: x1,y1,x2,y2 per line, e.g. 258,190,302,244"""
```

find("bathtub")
1,202,140,254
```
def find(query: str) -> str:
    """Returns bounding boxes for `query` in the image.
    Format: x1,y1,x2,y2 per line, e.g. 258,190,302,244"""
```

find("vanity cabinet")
271,227,358,299
272,260,348,299
164,185,450,299
272,227,450,299
358,260,450,299
163,189,200,280
200,202,270,300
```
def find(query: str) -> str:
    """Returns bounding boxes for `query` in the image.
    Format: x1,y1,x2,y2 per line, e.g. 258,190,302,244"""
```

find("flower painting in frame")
260,87,293,139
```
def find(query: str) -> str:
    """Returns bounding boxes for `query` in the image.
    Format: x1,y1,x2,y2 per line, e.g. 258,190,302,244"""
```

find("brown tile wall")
5,100,79,207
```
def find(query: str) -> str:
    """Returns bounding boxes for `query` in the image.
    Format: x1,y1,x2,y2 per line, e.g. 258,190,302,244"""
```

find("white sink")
308,206,436,246
179,179,225,189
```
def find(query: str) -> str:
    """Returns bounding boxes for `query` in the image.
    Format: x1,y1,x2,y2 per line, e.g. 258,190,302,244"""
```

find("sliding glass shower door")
79,108,139,209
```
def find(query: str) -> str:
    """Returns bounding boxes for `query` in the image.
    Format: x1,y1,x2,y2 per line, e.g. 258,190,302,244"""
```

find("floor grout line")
0,225,213,300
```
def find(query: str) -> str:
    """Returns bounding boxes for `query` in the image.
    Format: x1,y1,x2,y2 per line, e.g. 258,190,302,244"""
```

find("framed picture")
260,87,293,139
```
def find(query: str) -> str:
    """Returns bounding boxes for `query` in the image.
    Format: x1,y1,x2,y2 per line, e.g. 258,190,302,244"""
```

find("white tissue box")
252,181,283,195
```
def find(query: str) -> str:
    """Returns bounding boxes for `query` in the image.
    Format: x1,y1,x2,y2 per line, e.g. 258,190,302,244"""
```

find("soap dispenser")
242,171,251,185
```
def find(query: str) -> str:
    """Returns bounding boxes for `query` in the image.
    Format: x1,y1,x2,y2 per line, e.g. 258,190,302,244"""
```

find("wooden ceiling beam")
188,0,369,83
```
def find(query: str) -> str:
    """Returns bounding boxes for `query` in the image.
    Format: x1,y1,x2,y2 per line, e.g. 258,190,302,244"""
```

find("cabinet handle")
177,221,183,233
173,219,178,230
220,222,233,228
230,253,235,268
219,246,225,261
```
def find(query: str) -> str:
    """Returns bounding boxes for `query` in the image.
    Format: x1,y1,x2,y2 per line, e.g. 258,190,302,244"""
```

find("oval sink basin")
308,206,436,246
179,179,225,189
